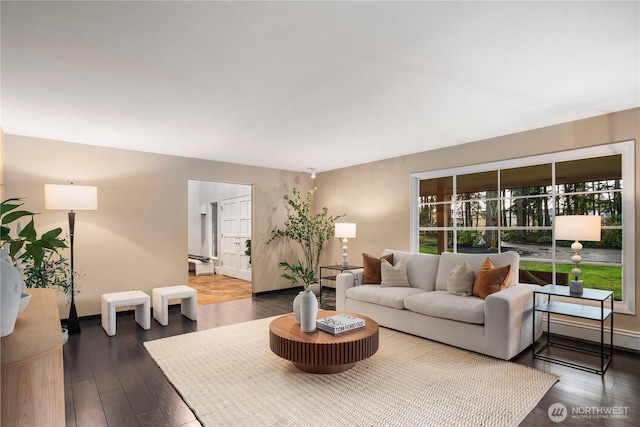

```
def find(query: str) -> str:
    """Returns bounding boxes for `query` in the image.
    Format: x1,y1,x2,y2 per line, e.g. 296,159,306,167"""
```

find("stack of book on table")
316,314,365,334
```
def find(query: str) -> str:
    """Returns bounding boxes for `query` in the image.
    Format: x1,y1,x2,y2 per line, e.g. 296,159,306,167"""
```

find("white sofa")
336,249,543,360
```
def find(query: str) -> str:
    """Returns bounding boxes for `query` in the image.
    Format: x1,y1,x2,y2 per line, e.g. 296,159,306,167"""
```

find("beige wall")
316,108,640,334
3,136,314,317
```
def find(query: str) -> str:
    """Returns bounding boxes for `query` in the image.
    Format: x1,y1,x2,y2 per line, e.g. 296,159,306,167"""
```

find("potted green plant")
268,187,344,288
245,239,251,267
278,259,316,290
1,198,67,337
22,249,75,301
21,248,76,344
1,198,67,267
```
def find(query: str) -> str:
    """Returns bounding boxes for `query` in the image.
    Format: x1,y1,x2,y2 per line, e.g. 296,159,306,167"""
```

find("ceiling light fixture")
309,168,316,179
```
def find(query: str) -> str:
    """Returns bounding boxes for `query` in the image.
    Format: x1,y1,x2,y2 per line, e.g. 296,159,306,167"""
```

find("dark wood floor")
64,289,640,427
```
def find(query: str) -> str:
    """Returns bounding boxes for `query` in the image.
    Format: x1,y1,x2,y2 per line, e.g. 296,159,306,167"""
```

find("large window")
411,141,634,313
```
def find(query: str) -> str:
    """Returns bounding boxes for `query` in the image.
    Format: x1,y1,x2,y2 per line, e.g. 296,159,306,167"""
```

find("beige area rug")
144,317,558,427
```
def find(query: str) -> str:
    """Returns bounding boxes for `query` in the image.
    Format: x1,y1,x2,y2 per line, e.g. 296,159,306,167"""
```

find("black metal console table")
319,265,362,309
532,284,613,375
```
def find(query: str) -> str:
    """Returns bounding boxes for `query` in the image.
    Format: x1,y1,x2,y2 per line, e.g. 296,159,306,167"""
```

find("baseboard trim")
253,287,303,297
545,317,640,353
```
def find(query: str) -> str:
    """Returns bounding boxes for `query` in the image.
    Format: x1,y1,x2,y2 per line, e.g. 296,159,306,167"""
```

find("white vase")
293,291,304,324
300,289,318,333
1,248,23,337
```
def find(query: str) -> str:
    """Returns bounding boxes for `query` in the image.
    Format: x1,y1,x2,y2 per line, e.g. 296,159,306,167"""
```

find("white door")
220,195,252,281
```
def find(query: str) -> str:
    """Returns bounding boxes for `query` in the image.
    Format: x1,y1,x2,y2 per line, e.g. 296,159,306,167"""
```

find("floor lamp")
45,183,98,334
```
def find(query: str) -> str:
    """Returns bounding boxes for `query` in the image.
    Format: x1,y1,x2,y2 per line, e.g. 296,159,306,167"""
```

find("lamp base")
341,261,349,268
569,280,584,294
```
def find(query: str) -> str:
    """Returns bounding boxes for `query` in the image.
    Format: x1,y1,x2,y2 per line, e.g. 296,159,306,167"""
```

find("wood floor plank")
114,342,162,415
88,332,123,394
140,369,198,427
71,379,108,427
135,407,173,427
63,353,77,427
65,334,98,385
101,388,139,427
558,375,639,408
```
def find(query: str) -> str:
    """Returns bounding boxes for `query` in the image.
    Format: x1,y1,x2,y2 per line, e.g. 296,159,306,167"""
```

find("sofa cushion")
382,249,440,291
404,291,486,324
362,253,394,284
346,285,424,309
472,257,514,299
381,259,411,287
447,261,475,296
435,251,519,291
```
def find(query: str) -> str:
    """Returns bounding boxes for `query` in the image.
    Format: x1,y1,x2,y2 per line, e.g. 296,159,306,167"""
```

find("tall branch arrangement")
268,188,344,288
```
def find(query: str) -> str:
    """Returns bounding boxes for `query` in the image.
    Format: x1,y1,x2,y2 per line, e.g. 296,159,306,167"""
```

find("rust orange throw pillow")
472,257,512,299
362,253,394,284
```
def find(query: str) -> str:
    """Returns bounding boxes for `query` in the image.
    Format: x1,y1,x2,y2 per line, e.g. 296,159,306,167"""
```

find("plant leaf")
0,225,10,240
19,219,37,242
2,210,34,225
41,228,63,240
23,241,45,269
9,240,24,259
1,198,25,213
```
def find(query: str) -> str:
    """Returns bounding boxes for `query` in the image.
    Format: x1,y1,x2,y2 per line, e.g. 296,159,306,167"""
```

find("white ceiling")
2,1,639,173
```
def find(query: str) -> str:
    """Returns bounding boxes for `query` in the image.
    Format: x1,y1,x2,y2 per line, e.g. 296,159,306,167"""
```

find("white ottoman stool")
152,285,198,326
101,290,151,336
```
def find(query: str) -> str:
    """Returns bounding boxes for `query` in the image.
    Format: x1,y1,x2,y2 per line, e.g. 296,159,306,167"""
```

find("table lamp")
335,222,356,267
554,215,601,294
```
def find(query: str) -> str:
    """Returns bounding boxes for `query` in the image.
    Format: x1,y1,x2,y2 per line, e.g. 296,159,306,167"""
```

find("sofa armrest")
484,283,543,359
336,268,363,311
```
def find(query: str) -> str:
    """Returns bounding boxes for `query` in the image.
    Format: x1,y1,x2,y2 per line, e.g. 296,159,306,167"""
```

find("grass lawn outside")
420,244,622,300
520,261,622,301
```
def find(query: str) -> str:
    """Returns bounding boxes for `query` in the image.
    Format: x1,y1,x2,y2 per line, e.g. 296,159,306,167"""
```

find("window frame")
410,141,635,315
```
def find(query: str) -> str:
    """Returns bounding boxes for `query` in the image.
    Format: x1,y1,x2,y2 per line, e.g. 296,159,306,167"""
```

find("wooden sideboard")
1,288,65,426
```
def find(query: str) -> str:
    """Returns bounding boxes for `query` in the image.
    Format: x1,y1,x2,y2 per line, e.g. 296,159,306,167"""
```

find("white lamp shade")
45,184,98,211
335,222,356,239
554,215,601,242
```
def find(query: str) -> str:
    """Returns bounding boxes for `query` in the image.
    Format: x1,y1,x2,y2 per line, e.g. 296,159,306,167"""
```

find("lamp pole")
67,210,80,334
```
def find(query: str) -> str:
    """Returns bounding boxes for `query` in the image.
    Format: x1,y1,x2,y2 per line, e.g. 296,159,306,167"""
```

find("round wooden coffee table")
269,311,379,374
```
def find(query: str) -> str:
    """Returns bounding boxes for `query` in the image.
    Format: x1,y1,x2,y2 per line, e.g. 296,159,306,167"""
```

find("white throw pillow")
381,259,411,287
446,261,475,296
382,249,439,291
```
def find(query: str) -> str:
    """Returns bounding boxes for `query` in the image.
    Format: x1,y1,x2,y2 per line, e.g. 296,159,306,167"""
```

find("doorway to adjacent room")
188,180,252,302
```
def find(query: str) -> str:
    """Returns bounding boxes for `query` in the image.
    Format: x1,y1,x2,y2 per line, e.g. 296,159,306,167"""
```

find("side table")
532,284,613,375
319,265,362,309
